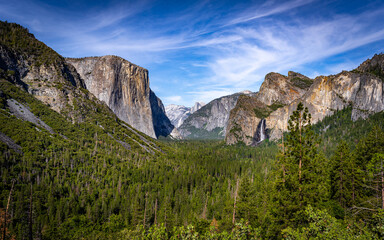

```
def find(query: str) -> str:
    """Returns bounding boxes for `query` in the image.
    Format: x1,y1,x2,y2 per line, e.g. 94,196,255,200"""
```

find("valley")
1,20,384,239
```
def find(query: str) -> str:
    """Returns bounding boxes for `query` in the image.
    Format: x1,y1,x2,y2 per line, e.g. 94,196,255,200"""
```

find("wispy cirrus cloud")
227,0,315,25
197,7,384,97
1,0,384,106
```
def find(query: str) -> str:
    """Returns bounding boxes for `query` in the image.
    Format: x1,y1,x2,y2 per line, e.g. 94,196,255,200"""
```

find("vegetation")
0,21,63,67
183,127,224,140
290,77,313,89
253,106,271,119
2,20,384,240
2,81,384,239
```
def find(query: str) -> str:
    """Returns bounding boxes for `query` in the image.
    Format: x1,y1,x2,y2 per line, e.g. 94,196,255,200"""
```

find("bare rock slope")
178,93,248,139
66,56,174,138
226,54,384,145
165,102,205,128
226,72,312,145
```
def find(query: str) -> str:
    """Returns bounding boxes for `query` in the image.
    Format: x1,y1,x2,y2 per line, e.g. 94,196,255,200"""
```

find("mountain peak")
191,101,205,113
356,53,384,80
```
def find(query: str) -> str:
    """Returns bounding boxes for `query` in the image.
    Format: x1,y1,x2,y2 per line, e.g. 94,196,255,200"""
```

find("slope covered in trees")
1,21,384,240
1,78,384,239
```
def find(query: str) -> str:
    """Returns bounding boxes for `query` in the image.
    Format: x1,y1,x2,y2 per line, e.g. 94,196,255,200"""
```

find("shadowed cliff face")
149,90,174,138
226,54,384,145
66,56,173,138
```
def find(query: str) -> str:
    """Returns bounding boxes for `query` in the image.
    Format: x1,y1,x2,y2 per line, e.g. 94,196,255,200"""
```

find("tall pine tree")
329,141,354,217
271,102,328,236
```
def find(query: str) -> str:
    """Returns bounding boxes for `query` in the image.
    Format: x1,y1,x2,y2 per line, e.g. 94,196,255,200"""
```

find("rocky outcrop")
0,21,165,154
191,102,205,114
165,102,205,128
66,56,173,138
178,93,248,139
226,72,311,145
267,71,384,140
0,21,102,122
257,71,313,105
226,54,384,145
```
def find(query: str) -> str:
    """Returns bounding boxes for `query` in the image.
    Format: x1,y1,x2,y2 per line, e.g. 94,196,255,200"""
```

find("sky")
1,0,384,107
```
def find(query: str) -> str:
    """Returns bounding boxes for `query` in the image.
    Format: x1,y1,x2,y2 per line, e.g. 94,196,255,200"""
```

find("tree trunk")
143,192,148,228
202,194,208,219
3,180,14,240
154,198,158,226
232,179,239,225
29,183,33,240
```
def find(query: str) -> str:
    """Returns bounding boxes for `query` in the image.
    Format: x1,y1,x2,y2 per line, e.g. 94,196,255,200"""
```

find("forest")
1,72,384,239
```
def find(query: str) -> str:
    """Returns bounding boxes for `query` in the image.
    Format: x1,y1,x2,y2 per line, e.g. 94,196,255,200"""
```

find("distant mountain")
0,21,165,152
178,92,253,139
66,56,174,138
226,54,384,145
165,102,205,128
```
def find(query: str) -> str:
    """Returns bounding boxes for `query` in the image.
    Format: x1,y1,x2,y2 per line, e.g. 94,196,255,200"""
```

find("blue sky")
1,0,384,107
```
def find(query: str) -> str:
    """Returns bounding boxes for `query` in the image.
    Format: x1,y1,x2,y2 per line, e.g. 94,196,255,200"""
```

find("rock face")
165,104,191,128
149,90,175,138
226,72,312,145
0,21,99,122
178,93,248,139
257,71,313,105
226,54,384,145
191,102,205,114
0,21,167,155
66,56,174,138
165,102,205,128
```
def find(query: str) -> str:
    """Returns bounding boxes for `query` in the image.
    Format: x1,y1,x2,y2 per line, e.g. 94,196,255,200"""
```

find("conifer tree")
271,102,327,234
237,176,257,225
353,126,384,217
329,141,353,216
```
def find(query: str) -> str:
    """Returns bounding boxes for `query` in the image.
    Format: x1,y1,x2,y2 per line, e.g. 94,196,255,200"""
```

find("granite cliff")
165,102,205,128
178,92,251,139
226,72,313,145
226,54,384,145
66,56,174,138
0,21,163,153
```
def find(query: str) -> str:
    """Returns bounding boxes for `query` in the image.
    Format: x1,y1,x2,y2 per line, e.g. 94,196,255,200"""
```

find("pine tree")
237,176,257,224
329,141,353,216
271,102,328,234
353,126,384,217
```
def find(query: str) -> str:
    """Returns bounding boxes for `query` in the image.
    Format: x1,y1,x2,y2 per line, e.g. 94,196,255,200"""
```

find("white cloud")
227,0,316,25
197,8,384,101
188,89,235,104
2,0,384,106
164,96,182,104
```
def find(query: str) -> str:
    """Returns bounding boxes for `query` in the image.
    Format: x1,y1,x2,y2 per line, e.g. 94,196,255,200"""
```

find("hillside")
2,21,384,239
226,54,384,145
